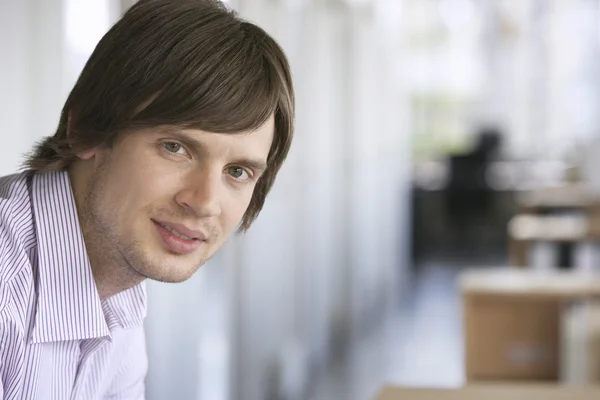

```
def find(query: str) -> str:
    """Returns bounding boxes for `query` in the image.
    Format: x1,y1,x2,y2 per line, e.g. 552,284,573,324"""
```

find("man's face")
80,116,274,283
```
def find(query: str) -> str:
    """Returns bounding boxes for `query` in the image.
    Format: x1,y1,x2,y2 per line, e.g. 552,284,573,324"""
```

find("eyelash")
161,141,253,182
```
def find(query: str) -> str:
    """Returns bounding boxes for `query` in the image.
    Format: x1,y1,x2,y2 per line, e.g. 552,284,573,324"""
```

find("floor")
311,254,507,400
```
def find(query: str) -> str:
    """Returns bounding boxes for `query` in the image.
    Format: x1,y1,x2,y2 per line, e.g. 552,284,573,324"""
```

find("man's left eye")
228,166,249,180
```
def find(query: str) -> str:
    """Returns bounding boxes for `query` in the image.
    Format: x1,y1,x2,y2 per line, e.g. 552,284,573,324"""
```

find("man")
0,0,294,398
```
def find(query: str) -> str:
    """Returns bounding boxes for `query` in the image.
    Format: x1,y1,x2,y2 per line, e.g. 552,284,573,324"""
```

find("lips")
159,222,194,240
153,219,207,241
152,220,206,255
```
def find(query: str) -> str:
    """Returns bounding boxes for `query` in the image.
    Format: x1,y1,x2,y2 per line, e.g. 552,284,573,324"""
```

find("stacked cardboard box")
561,301,600,383
459,268,600,382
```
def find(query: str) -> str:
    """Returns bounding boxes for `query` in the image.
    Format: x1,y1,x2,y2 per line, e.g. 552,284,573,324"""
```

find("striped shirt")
0,171,147,399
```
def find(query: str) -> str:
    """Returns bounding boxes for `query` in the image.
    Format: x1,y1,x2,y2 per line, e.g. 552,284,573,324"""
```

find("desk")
516,183,598,212
511,184,600,268
375,384,600,400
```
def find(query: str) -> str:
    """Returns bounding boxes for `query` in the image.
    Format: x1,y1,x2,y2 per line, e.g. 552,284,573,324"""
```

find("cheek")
100,159,181,214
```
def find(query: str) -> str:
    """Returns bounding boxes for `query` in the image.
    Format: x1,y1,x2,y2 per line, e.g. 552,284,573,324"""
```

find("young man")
0,0,294,398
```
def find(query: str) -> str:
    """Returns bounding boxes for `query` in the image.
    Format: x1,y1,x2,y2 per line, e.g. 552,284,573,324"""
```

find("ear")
67,109,74,139
67,109,102,161
76,150,97,160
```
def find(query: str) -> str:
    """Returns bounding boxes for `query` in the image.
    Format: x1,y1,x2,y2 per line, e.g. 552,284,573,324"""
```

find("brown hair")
23,0,295,232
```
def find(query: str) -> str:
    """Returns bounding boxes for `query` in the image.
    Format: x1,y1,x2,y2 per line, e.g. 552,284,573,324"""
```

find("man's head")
24,0,294,284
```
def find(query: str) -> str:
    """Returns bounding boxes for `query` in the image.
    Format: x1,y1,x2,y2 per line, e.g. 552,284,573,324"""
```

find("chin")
151,274,192,284
144,268,197,284
164,259,208,282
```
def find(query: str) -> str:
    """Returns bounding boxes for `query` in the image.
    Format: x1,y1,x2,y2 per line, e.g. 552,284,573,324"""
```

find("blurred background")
2,0,600,399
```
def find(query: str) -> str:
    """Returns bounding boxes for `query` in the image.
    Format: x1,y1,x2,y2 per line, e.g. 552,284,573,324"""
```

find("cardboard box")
562,301,600,383
464,294,561,380
591,305,600,381
374,384,600,400
460,268,600,382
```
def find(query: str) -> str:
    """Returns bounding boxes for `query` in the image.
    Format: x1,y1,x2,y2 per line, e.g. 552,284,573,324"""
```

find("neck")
87,245,146,300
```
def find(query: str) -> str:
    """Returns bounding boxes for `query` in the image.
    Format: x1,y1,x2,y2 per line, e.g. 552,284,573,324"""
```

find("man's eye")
228,166,249,180
163,142,184,154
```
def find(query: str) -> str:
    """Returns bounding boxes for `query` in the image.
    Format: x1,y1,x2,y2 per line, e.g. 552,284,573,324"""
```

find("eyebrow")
156,127,269,174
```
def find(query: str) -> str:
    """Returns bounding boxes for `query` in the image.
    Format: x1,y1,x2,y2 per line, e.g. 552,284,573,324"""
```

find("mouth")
152,219,208,240
157,222,195,240
152,220,206,255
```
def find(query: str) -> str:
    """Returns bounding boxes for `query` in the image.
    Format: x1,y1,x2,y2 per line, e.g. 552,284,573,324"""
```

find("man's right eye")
162,142,188,156
163,142,183,153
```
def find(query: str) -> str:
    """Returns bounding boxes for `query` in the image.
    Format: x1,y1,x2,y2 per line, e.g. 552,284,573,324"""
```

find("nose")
175,169,222,218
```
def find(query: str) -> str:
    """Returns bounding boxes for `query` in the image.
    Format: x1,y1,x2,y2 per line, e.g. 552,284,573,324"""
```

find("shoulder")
0,172,30,206
0,172,33,292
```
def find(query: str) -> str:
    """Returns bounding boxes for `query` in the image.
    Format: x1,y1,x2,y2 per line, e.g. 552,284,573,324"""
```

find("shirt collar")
30,171,146,344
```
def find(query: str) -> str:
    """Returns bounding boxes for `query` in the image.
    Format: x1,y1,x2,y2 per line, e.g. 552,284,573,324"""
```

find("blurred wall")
0,1,65,174
0,0,121,174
